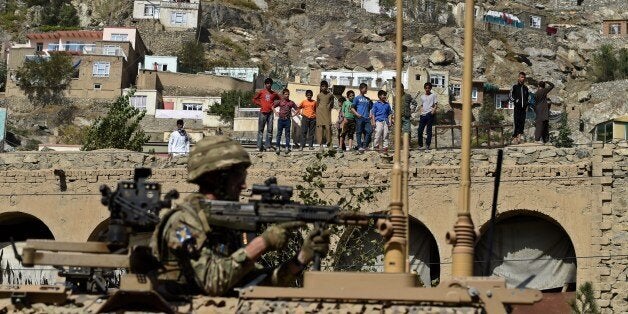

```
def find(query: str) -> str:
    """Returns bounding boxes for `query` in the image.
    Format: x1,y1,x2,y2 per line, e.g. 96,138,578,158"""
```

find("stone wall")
134,20,197,56
0,143,626,312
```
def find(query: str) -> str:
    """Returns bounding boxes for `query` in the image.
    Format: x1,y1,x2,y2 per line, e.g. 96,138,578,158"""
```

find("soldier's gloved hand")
261,222,304,251
298,228,331,264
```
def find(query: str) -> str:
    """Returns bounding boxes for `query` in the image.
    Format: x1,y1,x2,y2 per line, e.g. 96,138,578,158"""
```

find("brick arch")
0,211,55,243
475,209,577,291
333,215,441,284
87,218,110,242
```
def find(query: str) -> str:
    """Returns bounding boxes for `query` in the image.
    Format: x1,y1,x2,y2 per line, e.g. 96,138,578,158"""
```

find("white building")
125,88,227,128
133,0,200,30
141,55,178,72
208,67,259,83
314,69,409,90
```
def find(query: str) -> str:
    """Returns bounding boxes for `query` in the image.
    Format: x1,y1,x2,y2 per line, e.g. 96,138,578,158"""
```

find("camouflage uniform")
151,136,298,297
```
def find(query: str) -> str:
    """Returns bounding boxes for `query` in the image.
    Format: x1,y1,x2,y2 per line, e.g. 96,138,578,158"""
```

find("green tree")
478,97,504,126
210,90,255,122
553,106,574,148
57,3,80,27
178,41,206,74
81,95,150,151
616,48,628,80
260,151,386,273
591,44,618,83
569,282,600,314
15,53,74,106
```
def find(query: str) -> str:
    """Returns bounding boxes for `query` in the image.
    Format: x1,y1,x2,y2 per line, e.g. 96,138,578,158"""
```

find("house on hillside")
140,55,178,72
207,67,259,82
132,0,200,30
406,67,450,107
602,19,627,37
590,115,628,143
311,69,409,91
5,27,147,99
449,77,485,124
130,69,251,128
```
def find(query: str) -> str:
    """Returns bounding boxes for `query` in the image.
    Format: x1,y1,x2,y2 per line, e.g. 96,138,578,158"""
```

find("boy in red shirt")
253,77,281,151
273,89,299,153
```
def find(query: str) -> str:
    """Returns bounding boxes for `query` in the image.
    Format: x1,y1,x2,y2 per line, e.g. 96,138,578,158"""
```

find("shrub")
591,45,628,82
81,95,149,151
15,53,74,106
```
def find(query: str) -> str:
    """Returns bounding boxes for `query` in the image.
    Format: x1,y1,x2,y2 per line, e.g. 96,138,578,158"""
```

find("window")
92,61,110,77
94,83,102,90
594,122,613,143
110,33,129,42
472,87,478,100
429,74,446,88
131,95,147,110
530,16,542,29
48,43,59,51
103,45,119,56
65,41,83,52
495,94,511,109
144,5,155,16
609,23,621,35
36,43,43,52
171,12,187,25
183,103,203,111
162,64,168,71
415,74,421,80
451,84,461,97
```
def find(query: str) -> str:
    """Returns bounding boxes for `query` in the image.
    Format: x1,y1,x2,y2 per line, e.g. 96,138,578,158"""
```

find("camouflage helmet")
187,136,251,183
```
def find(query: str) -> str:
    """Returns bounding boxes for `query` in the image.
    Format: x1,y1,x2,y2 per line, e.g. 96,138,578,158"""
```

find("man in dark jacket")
509,72,529,144
534,81,555,144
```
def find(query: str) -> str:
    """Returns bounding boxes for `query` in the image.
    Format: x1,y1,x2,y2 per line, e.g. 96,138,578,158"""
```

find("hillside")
0,0,627,147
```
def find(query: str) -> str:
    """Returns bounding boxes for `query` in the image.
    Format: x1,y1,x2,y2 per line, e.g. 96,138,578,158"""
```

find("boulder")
488,39,504,50
420,34,442,48
429,49,455,65
577,91,591,103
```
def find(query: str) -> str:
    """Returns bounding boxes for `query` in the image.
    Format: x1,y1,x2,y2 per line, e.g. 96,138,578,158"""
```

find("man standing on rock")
509,72,530,144
316,80,335,150
534,80,555,144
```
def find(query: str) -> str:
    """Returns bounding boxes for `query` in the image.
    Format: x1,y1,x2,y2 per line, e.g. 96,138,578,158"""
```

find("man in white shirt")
168,119,190,156
417,82,437,150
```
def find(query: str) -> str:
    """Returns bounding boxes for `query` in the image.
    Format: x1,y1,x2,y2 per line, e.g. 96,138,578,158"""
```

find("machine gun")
201,177,390,270
8,168,179,313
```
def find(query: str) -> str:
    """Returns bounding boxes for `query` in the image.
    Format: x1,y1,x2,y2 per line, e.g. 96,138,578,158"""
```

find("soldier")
151,136,330,297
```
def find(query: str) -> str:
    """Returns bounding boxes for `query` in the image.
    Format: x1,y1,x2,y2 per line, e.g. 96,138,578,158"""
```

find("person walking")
509,72,530,144
534,80,555,144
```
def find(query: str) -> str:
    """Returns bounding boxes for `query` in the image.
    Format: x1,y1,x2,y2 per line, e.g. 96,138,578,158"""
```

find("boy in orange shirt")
298,90,317,150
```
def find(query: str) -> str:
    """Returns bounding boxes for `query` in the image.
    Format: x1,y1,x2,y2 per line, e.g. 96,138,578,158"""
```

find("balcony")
46,44,127,59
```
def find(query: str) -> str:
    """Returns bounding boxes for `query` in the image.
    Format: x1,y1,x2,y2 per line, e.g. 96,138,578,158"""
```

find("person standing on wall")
253,78,281,152
316,80,335,150
168,119,190,157
352,83,373,153
417,82,437,150
534,80,555,145
509,72,530,145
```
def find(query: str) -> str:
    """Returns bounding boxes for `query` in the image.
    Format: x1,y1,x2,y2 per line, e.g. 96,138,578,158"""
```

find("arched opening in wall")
88,219,110,242
474,212,577,292
333,217,440,286
0,212,56,285
0,212,54,243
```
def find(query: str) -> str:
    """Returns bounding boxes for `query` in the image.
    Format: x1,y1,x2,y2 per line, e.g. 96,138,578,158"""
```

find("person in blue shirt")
370,90,392,152
352,83,373,152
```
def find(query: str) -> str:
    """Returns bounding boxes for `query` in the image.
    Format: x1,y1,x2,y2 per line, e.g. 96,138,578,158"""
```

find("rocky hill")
1,0,627,146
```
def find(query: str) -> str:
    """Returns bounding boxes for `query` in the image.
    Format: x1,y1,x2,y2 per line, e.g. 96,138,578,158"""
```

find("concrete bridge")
0,143,625,313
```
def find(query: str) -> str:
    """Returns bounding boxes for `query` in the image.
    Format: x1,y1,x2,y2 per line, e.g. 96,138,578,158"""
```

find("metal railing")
46,44,127,59
433,124,511,149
